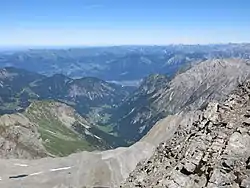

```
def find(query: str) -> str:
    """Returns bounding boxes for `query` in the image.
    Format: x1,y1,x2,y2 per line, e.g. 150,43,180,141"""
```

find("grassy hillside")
24,101,109,156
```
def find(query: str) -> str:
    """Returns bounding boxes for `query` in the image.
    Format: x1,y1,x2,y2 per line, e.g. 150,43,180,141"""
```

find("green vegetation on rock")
24,101,102,156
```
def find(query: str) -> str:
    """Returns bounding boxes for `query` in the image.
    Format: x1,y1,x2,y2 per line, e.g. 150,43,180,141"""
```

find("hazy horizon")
1,42,249,49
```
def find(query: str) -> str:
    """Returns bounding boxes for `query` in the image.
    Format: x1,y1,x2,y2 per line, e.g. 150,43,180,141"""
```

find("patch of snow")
169,91,174,101
50,166,72,172
126,108,135,116
94,135,101,140
120,72,128,75
30,171,44,176
85,129,93,136
139,125,146,134
79,122,90,129
14,163,28,167
88,92,93,100
45,130,56,135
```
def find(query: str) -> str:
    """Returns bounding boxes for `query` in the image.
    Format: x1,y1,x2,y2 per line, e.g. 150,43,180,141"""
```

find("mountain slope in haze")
112,74,170,142
0,67,45,113
0,67,133,129
27,74,133,126
114,58,250,142
29,74,130,108
0,46,203,81
0,67,44,93
122,80,250,188
1,44,250,82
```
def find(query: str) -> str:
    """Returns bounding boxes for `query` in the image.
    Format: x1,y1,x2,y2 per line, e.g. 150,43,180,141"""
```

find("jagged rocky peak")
121,80,250,188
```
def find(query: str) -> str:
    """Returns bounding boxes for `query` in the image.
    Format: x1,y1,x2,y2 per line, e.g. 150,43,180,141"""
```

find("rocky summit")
121,80,250,188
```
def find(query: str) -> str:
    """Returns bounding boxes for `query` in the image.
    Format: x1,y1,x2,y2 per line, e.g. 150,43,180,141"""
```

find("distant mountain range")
0,67,132,118
1,44,250,83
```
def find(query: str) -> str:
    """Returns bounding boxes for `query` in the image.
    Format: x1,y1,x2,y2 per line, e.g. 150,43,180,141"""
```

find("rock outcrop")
0,113,48,159
121,80,250,188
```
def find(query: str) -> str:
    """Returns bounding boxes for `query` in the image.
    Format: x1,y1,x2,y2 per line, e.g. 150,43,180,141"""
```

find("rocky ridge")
121,80,250,188
115,58,250,142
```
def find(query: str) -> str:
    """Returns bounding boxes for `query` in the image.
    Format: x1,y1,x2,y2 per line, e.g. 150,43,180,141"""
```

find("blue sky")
1,0,250,46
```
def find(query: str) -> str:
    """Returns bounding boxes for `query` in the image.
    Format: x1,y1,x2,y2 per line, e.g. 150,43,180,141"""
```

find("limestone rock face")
0,113,48,159
121,80,250,188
